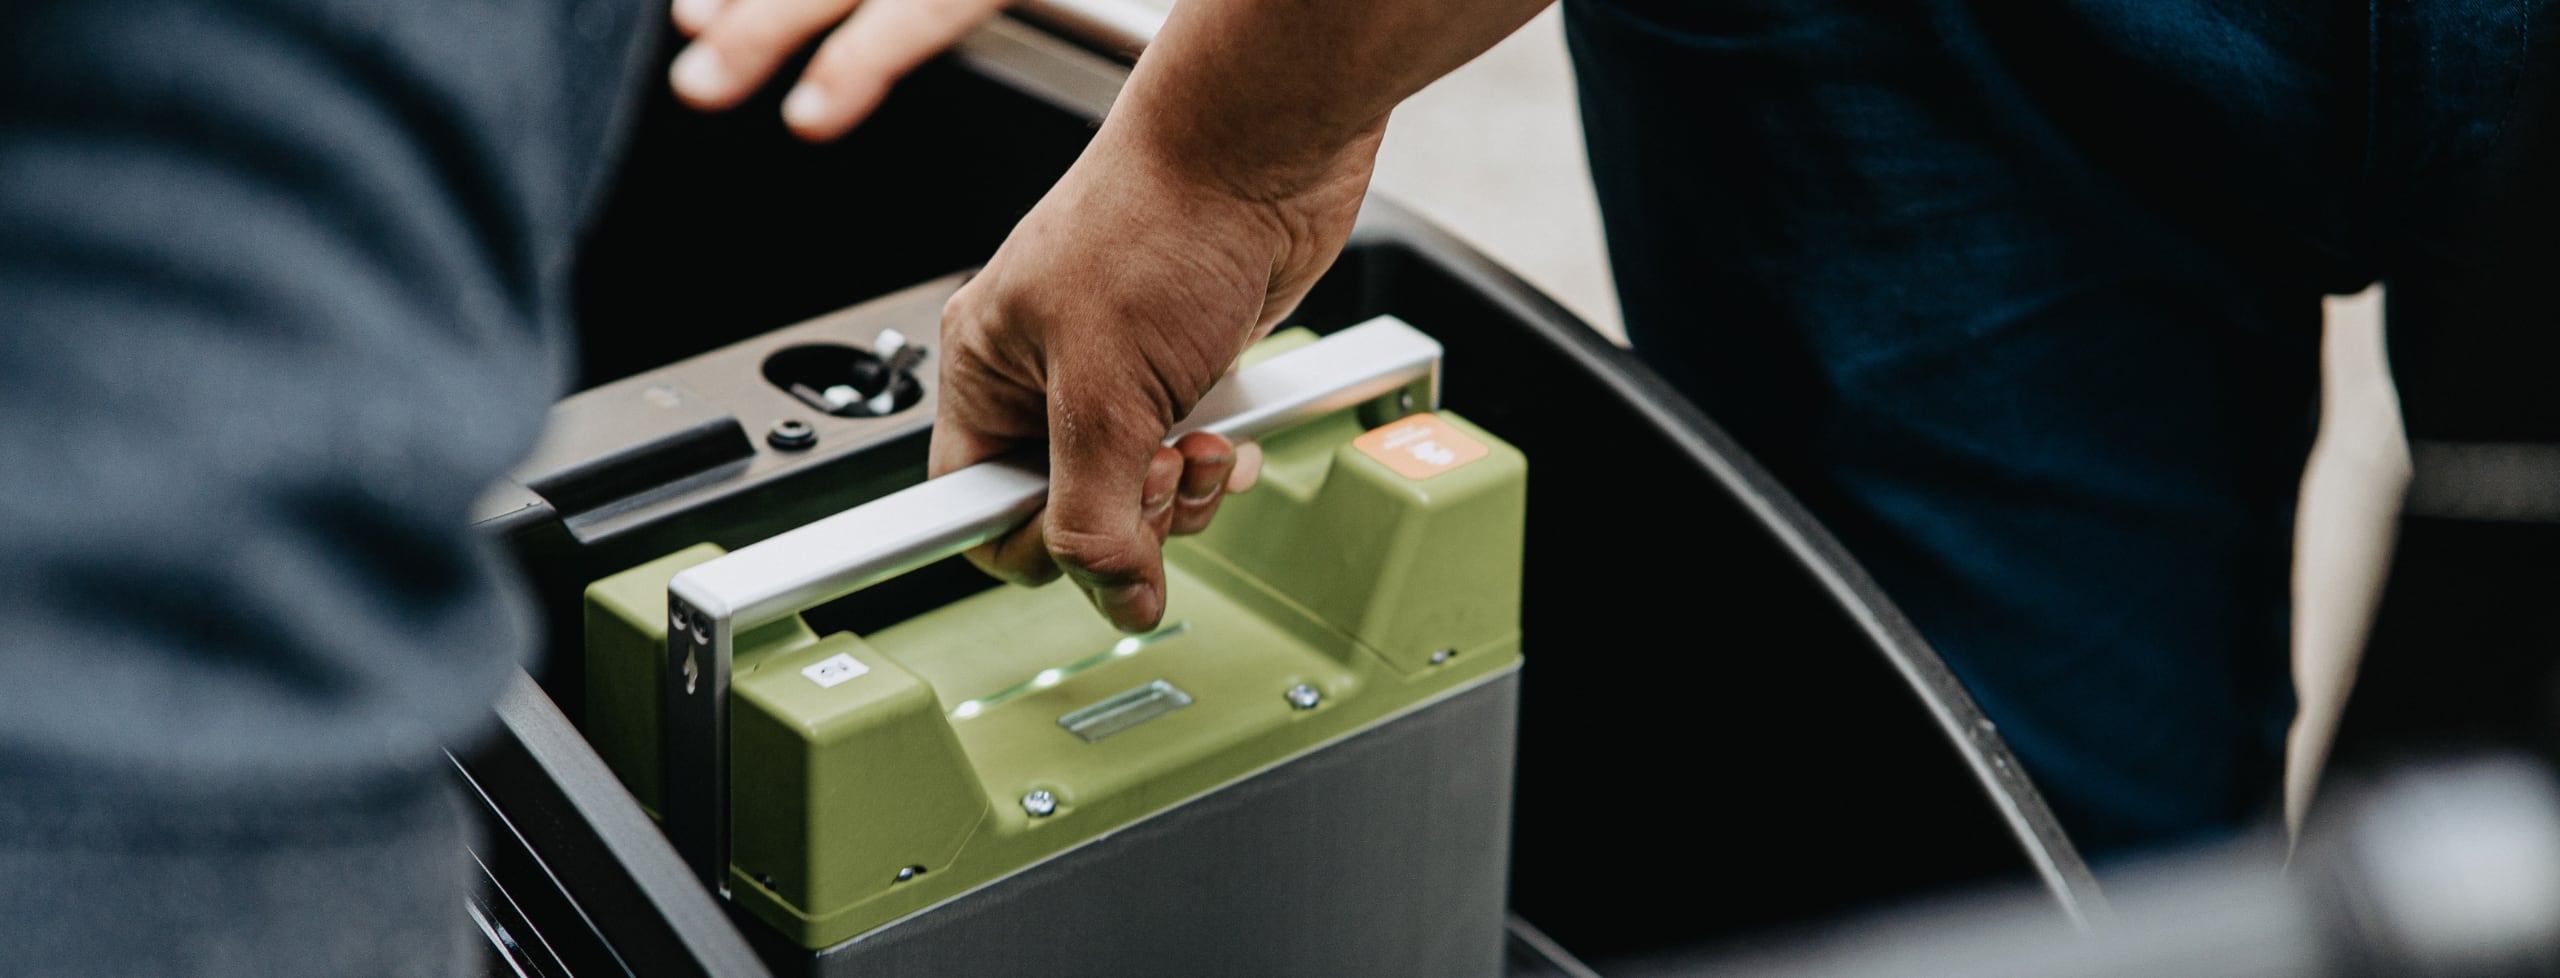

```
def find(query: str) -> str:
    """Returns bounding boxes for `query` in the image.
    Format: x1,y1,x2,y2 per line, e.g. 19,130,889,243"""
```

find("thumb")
1043,397,1186,632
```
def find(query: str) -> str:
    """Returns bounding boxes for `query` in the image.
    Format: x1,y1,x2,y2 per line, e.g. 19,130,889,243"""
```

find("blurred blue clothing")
1568,0,2558,856
0,0,651,974
8,0,2555,972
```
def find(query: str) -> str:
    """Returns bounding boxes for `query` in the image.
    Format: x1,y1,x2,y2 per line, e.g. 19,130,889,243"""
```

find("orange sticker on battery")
1354,414,1489,480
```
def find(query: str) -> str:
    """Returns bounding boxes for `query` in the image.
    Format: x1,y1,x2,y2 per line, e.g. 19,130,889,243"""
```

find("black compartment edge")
1322,200,2104,953
456,672,777,978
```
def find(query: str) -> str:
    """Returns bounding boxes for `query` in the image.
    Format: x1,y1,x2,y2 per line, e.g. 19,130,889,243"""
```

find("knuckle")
1175,430,1231,460
1042,524,1148,584
1000,559,1063,587
967,541,1059,587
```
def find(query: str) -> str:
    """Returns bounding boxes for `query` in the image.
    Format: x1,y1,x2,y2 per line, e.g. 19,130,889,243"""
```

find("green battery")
583,333,1525,952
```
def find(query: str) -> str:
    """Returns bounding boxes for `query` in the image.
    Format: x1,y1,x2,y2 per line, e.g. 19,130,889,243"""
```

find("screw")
755,873,776,889
1021,789,1058,818
1429,649,1456,665
894,865,924,883
1284,684,1323,711
767,418,817,451
1396,389,1415,414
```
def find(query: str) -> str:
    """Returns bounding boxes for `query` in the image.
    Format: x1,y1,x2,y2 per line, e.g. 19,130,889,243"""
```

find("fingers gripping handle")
659,315,1442,891
670,315,1443,631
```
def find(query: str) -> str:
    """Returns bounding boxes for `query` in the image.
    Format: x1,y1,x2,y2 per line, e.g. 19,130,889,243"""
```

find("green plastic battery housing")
584,348,1525,949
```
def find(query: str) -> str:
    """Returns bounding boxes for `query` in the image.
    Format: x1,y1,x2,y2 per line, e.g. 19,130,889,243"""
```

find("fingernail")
1097,583,1161,632
782,83,831,129
1179,458,1229,503
669,45,730,101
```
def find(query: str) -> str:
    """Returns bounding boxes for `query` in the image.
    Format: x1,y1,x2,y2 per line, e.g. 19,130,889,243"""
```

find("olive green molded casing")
585,340,1526,949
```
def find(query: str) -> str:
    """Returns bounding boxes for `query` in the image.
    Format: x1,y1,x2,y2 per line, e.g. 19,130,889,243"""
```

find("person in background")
5,0,2548,972
664,0,1014,140
0,1,1246,973
0,1,656,974
696,0,2560,859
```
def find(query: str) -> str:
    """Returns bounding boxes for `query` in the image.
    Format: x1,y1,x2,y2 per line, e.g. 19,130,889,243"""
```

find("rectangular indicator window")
1058,680,1193,743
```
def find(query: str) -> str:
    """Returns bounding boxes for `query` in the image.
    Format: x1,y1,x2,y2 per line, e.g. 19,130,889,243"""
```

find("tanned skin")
684,0,1553,630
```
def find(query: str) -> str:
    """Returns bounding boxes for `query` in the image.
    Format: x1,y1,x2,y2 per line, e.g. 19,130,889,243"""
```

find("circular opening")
762,343,923,418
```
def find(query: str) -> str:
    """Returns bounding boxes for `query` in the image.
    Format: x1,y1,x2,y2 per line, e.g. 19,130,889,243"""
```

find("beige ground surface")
1368,8,1623,339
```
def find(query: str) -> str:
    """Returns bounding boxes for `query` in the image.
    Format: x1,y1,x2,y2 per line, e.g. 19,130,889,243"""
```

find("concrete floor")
1369,8,1622,340
1360,11,2412,828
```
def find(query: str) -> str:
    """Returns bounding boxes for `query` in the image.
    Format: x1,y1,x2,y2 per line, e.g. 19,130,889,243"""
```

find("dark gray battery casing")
743,668,1520,978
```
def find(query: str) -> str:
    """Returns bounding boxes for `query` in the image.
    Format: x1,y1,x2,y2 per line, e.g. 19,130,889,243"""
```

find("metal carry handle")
659,315,1443,891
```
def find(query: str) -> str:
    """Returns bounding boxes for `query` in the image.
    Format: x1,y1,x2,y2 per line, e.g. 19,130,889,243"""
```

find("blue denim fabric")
1567,0,2554,856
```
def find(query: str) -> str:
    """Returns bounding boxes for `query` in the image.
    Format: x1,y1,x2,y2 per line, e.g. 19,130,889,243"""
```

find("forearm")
1109,0,1558,195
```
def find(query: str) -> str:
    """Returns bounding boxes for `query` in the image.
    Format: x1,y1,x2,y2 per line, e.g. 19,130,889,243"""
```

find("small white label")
800,653,870,689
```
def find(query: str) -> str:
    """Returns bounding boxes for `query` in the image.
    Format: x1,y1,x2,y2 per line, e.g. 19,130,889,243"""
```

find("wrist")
1101,56,1387,206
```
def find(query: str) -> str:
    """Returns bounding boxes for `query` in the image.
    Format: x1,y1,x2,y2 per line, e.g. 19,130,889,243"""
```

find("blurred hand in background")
667,0,1012,140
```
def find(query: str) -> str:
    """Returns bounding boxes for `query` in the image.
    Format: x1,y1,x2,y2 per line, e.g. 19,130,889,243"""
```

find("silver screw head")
894,865,923,882
1284,684,1323,711
1021,789,1058,818
1429,649,1455,665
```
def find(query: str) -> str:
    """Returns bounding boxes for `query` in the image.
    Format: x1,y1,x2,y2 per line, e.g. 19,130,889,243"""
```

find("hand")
930,122,1383,632
667,0,1011,141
